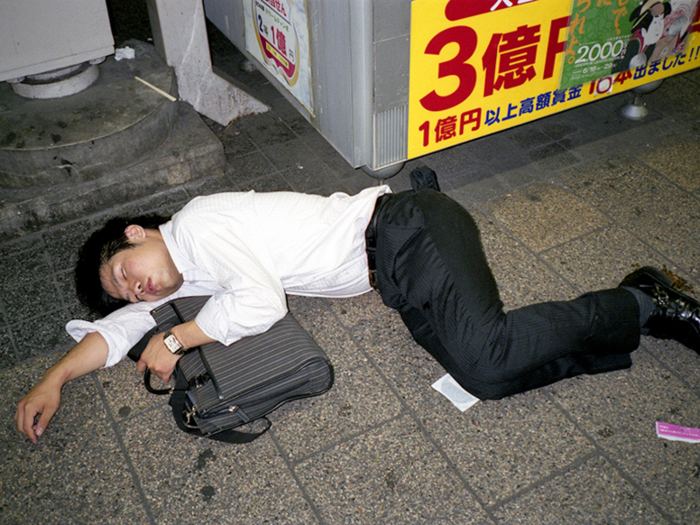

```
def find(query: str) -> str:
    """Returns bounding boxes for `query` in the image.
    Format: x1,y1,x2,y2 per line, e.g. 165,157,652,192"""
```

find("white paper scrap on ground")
656,421,700,443
115,47,136,61
432,374,479,412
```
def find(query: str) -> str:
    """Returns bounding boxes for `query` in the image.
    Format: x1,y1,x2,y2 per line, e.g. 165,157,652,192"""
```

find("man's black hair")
75,214,170,316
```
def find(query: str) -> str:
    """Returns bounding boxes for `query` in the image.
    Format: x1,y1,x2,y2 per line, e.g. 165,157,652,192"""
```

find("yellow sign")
408,0,700,158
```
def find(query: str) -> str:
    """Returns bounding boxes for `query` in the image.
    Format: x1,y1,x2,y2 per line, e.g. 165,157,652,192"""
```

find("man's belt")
364,194,391,289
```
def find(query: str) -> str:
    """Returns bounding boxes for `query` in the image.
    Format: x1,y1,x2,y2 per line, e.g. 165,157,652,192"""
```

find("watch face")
164,332,183,353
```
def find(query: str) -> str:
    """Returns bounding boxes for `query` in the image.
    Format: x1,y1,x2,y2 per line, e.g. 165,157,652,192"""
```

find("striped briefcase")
128,296,334,443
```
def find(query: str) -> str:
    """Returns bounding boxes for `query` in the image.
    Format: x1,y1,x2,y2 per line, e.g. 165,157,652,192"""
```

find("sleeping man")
15,170,700,443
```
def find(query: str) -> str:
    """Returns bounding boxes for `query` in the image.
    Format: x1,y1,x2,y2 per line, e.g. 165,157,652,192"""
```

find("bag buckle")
183,406,199,429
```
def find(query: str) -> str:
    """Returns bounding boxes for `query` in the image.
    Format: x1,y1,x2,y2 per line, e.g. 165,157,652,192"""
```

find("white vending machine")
204,0,410,177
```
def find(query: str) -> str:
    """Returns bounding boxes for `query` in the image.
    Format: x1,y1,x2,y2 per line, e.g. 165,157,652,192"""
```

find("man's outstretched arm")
15,331,109,444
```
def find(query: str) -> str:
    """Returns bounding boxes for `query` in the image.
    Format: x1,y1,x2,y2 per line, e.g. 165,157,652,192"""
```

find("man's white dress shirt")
67,186,390,367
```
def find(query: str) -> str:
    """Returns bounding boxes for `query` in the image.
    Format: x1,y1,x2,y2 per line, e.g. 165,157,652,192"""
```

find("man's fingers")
15,400,37,443
34,411,54,440
17,405,39,444
137,346,178,384
16,391,61,444
14,402,26,436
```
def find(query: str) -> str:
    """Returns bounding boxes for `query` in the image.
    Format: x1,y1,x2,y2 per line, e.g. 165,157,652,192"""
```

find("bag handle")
127,326,173,395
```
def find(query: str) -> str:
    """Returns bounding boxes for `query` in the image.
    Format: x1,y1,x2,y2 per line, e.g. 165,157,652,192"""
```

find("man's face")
99,226,183,303
650,2,665,16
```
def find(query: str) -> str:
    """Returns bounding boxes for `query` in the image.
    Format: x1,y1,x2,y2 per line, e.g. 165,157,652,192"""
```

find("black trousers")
373,190,641,400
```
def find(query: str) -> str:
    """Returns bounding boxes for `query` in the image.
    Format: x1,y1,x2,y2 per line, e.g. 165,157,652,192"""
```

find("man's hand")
15,331,109,444
137,332,182,383
15,377,62,444
137,321,216,382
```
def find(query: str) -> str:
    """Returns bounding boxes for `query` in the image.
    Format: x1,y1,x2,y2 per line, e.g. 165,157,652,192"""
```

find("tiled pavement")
1,41,699,524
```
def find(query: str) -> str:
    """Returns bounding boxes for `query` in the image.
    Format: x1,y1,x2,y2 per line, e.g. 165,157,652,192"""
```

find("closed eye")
113,267,132,302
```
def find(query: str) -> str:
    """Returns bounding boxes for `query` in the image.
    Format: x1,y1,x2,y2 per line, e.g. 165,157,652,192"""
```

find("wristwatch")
163,329,185,355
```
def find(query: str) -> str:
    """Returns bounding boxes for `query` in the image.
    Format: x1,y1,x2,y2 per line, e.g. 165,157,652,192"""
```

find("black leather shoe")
619,266,700,352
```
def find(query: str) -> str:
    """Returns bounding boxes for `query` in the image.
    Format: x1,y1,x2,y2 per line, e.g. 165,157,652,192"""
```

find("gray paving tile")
0,247,62,324
262,138,331,174
0,232,43,259
0,274,63,325
352,311,596,508
318,290,388,329
558,156,700,276
96,358,168,423
338,171,382,195
41,220,94,273
279,163,344,194
224,150,279,185
0,323,15,369
269,97,317,138
232,111,298,149
641,336,700,396
495,165,555,192
547,349,700,523
120,407,318,525
482,182,612,254
539,224,687,292
527,142,581,173
469,210,578,309
352,308,449,395
420,143,498,189
449,176,514,205
217,125,259,157
299,128,348,161
636,137,700,192
240,173,295,193
271,361,404,462
288,295,374,371
492,454,668,524
55,268,81,309
294,416,489,525
277,296,406,461
11,312,75,363
1,356,149,524
644,71,700,122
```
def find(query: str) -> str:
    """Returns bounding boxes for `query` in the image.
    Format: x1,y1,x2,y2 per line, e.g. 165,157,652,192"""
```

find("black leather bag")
128,296,334,443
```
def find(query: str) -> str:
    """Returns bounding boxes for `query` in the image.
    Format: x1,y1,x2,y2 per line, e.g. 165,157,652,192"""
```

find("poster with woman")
561,0,699,89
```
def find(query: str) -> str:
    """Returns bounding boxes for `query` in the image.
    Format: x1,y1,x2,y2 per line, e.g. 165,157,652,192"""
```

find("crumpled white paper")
115,47,136,61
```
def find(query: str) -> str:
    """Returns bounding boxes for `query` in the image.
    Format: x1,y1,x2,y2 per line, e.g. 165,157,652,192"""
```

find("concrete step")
0,41,225,240
0,101,224,240
0,41,180,187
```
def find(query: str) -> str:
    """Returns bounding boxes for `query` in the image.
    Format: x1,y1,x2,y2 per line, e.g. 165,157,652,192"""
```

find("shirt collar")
159,221,200,274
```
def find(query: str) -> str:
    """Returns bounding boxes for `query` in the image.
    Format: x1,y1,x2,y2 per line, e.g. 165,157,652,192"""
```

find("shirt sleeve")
66,302,157,367
172,206,288,346
65,282,223,367
195,285,287,346
190,238,288,345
